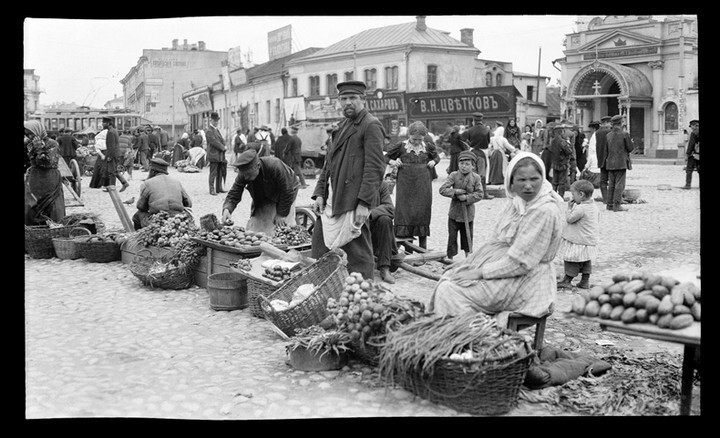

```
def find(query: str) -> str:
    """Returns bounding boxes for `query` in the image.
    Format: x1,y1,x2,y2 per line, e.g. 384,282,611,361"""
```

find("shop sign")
183,89,213,115
406,87,517,118
582,46,658,60
366,93,405,114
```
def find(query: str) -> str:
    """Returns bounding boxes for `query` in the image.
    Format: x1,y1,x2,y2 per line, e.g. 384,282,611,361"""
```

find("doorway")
629,107,644,154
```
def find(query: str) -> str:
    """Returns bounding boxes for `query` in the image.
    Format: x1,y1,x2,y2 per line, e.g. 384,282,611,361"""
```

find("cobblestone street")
24,158,702,419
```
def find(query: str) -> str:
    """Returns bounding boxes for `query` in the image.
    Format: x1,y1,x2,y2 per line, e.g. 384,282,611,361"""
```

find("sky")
23,15,579,108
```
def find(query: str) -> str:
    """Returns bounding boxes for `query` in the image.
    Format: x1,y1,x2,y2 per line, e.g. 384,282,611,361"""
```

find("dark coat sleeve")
222,175,246,214
264,158,298,217
370,181,394,220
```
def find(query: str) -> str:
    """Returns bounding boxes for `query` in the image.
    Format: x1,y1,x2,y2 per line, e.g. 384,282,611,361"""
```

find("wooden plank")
107,185,135,232
403,250,447,263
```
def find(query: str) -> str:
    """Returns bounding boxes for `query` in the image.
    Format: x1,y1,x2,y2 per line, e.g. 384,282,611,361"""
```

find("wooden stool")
507,313,548,351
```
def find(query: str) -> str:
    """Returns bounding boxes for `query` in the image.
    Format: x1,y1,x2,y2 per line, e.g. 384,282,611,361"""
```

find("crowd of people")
24,80,700,331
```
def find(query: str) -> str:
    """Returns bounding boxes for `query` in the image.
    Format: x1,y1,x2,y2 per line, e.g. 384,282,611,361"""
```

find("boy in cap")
604,114,633,211
683,119,699,189
132,157,192,230
311,80,386,280
206,111,227,195
221,149,300,235
439,150,484,262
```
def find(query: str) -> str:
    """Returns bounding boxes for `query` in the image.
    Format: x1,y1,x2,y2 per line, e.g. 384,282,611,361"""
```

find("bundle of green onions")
377,311,527,387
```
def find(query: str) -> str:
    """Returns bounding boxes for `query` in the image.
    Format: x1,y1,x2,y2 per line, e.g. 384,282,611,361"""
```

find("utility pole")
536,47,542,102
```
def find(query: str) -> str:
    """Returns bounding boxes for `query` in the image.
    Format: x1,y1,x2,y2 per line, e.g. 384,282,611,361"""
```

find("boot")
576,274,590,289
557,275,574,289
599,185,608,204
120,182,130,192
380,266,396,284
683,172,692,189
613,202,628,212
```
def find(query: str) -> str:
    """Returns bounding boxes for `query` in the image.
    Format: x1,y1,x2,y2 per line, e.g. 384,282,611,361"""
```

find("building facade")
558,15,698,157
120,39,228,140
24,69,42,120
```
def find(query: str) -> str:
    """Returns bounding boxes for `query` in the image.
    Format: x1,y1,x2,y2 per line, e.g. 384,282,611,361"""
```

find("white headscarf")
495,152,564,243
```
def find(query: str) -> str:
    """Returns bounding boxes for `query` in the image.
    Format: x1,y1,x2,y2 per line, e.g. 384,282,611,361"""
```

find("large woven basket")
76,235,122,263
52,227,92,260
398,332,534,416
246,276,282,318
25,225,74,259
259,250,348,337
129,249,195,290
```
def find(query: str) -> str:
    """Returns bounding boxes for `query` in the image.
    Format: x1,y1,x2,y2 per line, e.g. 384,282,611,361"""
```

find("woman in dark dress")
24,120,66,225
385,121,440,250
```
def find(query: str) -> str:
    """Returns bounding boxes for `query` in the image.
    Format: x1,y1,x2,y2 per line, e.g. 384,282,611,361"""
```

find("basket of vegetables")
75,233,124,263
129,239,203,290
285,326,352,371
259,249,348,337
378,311,534,416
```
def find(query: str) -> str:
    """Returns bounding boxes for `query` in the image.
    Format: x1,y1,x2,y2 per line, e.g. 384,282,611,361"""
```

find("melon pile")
570,271,700,330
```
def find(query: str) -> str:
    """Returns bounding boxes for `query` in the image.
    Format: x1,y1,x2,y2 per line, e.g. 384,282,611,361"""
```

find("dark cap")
610,115,623,124
458,150,477,164
149,157,170,174
337,80,367,96
234,149,259,171
210,112,220,121
600,116,612,122
472,112,484,119
260,125,269,131
102,116,114,123
689,119,699,126
588,121,600,128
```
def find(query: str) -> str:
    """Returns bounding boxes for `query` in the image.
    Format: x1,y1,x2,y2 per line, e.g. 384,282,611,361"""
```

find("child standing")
557,179,600,289
439,150,484,262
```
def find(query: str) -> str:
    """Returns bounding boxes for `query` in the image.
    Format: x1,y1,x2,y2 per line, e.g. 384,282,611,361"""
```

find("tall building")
24,69,42,120
558,15,698,157
120,39,227,139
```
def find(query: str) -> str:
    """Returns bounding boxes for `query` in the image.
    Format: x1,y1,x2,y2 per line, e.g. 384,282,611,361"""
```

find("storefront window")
427,65,437,91
664,102,678,131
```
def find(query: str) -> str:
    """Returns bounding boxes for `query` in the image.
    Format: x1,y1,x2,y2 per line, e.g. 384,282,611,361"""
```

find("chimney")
183,39,188,50
172,39,178,50
416,16,427,32
460,28,474,47
198,41,206,51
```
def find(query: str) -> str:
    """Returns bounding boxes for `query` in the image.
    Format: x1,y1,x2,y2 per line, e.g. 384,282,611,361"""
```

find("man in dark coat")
147,125,159,159
272,127,294,168
289,125,307,188
221,149,299,236
370,180,402,284
311,80,386,280
205,112,227,195
460,112,493,199
683,119,699,189
136,128,150,172
604,115,634,212
133,157,192,230
57,128,79,167
594,115,612,203
548,124,573,198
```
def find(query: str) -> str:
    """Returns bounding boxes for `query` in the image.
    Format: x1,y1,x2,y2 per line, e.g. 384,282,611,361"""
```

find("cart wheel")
295,207,316,234
303,158,316,170
69,159,82,197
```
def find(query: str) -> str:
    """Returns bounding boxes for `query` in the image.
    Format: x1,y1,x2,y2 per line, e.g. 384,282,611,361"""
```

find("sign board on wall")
268,25,292,61
182,89,213,115
406,86,519,119
365,92,405,115
284,96,307,121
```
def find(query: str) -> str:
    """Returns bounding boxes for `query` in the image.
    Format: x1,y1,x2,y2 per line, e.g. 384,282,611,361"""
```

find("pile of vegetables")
285,325,352,360
570,270,701,330
260,259,298,282
268,283,317,312
324,272,425,358
230,258,253,271
136,211,198,248
196,226,276,249
273,225,312,247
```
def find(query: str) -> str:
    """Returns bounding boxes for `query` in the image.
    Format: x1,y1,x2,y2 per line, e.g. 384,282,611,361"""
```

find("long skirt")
394,162,433,238
487,149,506,185
89,155,119,188
25,167,66,225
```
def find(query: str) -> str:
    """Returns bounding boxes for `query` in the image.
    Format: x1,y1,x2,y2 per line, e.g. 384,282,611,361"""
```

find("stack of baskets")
129,249,195,290
52,227,92,260
259,250,348,337
25,224,74,259
75,234,122,263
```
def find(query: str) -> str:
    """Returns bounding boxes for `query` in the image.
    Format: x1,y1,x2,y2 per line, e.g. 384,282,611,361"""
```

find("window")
266,100,271,124
309,75,320,96
364,69,377,91
427,65,438,91
292,78,298,97
275,98,281,123
495,73,503,87
664,102,678,131
344,71,354,82
326,73,338,96
485,72,492,87
385,66,399,90
253,103,259,126
526,85,535,101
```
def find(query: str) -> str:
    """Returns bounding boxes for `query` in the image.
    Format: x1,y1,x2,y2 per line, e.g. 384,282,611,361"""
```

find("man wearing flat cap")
132,157,192,230
89,116,130,192
594,115,613,202
221,149,299,235
683,119,699,189
311,80,386,280
604,114,633,211
439,150,484,261
206,111,228,195
460,112,493,200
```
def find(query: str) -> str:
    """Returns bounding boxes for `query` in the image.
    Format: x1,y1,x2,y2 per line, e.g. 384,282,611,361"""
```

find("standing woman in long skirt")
386,121,440,250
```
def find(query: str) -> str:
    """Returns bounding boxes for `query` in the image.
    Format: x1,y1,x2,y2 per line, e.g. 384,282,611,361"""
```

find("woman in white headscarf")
487,123,518,185
429,152,565,327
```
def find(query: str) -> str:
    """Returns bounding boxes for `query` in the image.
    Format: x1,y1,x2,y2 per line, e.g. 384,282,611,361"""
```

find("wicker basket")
76,235,122,263
52,227,92,260
398,333,534,416
246,276,282,318
129,249,195,290
25,225,74,259
259,250,348,337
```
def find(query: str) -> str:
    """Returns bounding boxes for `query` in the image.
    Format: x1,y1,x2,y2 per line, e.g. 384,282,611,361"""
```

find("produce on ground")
136,211,199,248
285,325,352,360
273,225,312,247
570,270,700,330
